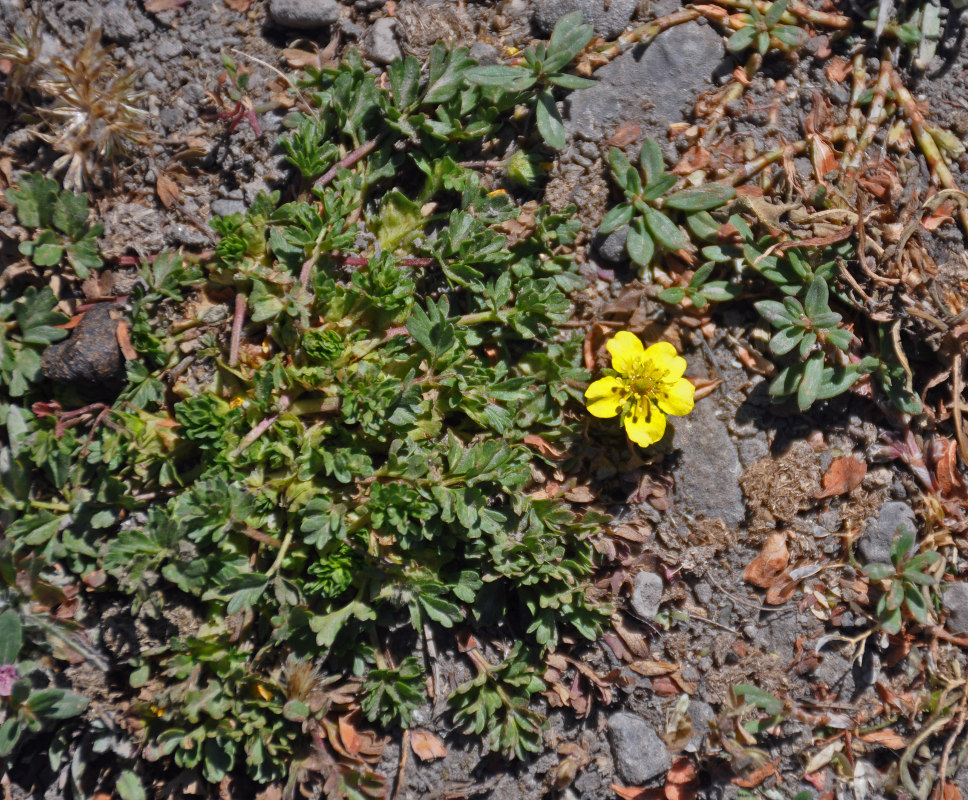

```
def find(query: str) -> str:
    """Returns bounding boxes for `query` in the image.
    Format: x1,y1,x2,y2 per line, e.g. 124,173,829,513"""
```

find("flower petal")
656,376,695,417
585,376,628,418
643,341,687,382
607,331,645,376
623,399,666,447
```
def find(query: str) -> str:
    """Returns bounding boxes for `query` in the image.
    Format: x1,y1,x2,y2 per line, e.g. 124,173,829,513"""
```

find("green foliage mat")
0,15,612,796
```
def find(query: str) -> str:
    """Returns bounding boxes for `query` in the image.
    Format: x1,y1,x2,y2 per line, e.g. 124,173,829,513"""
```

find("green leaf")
658,287,686,304
904,584,928,624
863,563,894,582
626,217,655,267
388,55,421,111
765,0,791,27
223,573,269,614
803,276,829,318
825,328,853,351
734,684,785,715
0,719,21,758
641,173,677,202
544,10,594,73
309,599,377,647
6,173,59,229
639,139,665,184
686,210,721,242
644,207,688,250
466,65,536,92
664,183,736,211
424,44,475,104
773,25,806,48
546,72,596,90
116,770,147,800
756,31,770,54
769,326,804,356
0,610,22,664
796,353,824,410
25,688,89,719
535,90,565,150
726,25,756,53
598,203,633,234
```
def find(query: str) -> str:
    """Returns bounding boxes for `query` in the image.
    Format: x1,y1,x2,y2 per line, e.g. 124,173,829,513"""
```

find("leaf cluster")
726,0,806,55
6,172,103,278
862,526,940,635
599,139,735,275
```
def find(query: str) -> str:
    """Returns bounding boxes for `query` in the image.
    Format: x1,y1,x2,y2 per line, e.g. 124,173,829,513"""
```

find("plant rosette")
584,332,695,447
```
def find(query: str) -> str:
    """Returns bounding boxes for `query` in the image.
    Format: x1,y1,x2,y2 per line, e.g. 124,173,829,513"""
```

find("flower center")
631,372,657,396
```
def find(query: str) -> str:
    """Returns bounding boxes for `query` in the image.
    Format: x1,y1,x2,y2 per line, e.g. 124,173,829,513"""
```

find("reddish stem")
229,292,246,368
315,137,380,189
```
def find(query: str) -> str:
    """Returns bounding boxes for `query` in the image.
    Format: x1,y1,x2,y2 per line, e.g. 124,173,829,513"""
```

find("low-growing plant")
598,139,736,274
863,526,940,635
466,11,595,149
725,0,807,55
6,172,104,278
0,608,89,763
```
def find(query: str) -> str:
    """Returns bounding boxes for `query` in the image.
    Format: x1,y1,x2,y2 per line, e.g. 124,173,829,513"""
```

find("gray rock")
155,37,184,60
469,42,499,66
630,571,663,621
269,0,340,30
366,17,402,65
944,583,968,635
166,223,212,248
670,396,746,527
101,1,140,43
565,22,726,138
211,199,249,218
607,713,671,785
594,225,628,263
813,653,855,700
534,0,637,40
856,501,917,565
687,700,716,750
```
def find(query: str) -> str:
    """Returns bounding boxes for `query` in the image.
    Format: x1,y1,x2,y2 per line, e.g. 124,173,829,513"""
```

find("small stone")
469,42,499,66
594,225,628,263
856,501,917,565
670,397,746,527
42,304,124,394
534,0,637,40
211,199,248,217
686,700,715,750
166,223,211,248
630,571,663,621
269,0,340,30
366,17,402,65
944,583,968,635
565,21,726,138
607,713,671,785
101,0,140,42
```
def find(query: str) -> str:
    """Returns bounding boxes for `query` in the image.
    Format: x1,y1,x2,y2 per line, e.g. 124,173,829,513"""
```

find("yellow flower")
584,332,695,447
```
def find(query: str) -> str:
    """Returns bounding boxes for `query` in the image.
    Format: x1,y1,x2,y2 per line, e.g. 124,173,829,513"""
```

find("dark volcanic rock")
42,303,125,393
607,712,671,785
856,501,917,565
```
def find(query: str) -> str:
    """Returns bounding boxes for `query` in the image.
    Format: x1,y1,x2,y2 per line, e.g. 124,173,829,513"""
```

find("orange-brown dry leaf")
652,676,679,696
691,377,721,401
224,0,252,9
145,0,187,11
858,729,906,749
523,434,565,460
337,713,363,756
936,438,965,496
742,533,789,588
116,320,138,361
410,729,447,761
815,456,866,498
611,784,663,800
156,173,180,209
666,758,698,786
764,571,797,605
731,759,781,788
628,659,677,677
564,485,596,503
608,121,642,148
824,56,851,83
922,200,956,231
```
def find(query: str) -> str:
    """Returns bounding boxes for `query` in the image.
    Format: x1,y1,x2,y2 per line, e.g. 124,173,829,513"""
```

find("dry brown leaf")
815,455,866,498
144,0,188,11
116,320,138,361
742,533,789,588
690,377,721,401
611,784,663,800
764,571,798,605
612,524,653,543
410,729,447,761
524,433,565,460
564,485,596,503
224,0,253,10
156,173,180,209
337,713,363,756
824,56,851,83
652,676,679,696
666,758,698,785
608,121,642,148
731,758,781,788
858,729,907,749
935,438,965,496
